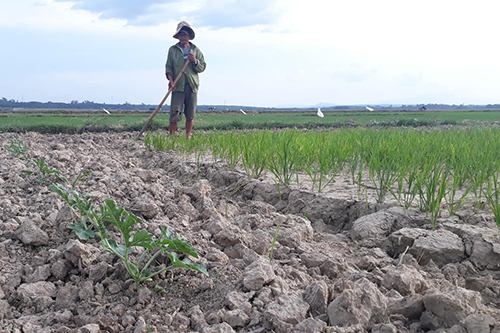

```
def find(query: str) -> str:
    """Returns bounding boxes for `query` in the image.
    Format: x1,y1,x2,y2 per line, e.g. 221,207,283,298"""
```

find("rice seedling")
144,126,500,226
268,130,300,186
391,167,419,209
145,131,175,151
241,131,271,179
365,139,400,203
444,146,471,215
485,172,500,234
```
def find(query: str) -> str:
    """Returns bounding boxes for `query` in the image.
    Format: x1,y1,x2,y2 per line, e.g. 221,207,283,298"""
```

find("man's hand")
168,78,175,90
188,52,197,64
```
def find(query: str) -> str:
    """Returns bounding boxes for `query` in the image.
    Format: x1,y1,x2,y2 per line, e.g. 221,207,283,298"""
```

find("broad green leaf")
181,258,209,276
157,227,198,257
106,239,133,257
49,184,70,203
68,223,95,240
127,230,154,249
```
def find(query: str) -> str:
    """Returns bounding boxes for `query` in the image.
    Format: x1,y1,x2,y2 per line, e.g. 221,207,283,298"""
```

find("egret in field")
366,106,374,112
317,107,324,118
240,109,247,115
103,108,111,115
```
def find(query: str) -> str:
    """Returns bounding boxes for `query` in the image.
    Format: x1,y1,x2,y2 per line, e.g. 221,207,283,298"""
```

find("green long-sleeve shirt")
165,42,206,93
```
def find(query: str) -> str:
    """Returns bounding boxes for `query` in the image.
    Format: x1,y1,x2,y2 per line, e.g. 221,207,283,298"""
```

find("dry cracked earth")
1,132,500,333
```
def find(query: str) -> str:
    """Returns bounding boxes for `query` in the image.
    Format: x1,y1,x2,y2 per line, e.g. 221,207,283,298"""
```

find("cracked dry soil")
1,132,500,333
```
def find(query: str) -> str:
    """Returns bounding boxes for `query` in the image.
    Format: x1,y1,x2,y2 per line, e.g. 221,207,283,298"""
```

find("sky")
1,0,500,108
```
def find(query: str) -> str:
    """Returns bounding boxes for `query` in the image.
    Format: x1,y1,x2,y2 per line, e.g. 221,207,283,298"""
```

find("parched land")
1,131,500,332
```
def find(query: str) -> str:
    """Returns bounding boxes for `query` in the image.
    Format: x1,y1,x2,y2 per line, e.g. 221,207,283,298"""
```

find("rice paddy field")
145,126,500,231
2,109,500,133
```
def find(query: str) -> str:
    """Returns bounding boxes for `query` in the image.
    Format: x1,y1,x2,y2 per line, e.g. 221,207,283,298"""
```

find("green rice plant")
444,156,471,215
6,138,28,157
315,136,349,192
485,172,500,234
304,158,320,192
468,161,495,209
22,157,68,184
365,139,400,203
486,172,500,235
144,131,175,151
268,130,299,185
390,167,419,209
241,131,271,179
428,167,449,230
50,183,96,240
415,164,449,230
209,132,241,169
96,199,208,290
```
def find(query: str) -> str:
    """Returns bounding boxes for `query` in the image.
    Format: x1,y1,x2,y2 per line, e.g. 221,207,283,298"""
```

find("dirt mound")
1,132,500,332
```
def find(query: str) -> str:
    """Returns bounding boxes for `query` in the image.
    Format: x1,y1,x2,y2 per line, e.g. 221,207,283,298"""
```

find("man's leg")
169,121,178,136
185,119,193,139
184,85,197,139
170,91,184,136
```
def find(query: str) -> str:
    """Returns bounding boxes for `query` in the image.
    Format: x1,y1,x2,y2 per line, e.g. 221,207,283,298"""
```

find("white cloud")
1,0,500,106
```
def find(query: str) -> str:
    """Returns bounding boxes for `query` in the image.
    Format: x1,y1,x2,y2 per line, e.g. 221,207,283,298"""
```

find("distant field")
1,110,500,133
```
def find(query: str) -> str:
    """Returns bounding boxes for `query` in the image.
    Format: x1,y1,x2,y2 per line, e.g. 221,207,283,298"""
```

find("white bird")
240,109,247,115
366,106,374,112
102,108,110,115
317,107,324,118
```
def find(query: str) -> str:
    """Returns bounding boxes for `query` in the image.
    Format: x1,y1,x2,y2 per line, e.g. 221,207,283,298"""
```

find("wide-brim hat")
173,21,195,40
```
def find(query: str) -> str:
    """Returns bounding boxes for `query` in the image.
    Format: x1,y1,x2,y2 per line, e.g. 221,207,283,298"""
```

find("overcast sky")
1,0,499,107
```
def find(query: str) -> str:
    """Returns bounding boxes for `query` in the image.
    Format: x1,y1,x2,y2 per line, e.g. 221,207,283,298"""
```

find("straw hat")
173,21,195,40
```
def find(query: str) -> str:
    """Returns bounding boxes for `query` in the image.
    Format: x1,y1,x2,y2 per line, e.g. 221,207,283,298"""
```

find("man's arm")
165,47,175,89
192,49,206,74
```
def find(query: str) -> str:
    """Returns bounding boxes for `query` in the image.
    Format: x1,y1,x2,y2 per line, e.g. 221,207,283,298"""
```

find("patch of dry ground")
1,132,500,333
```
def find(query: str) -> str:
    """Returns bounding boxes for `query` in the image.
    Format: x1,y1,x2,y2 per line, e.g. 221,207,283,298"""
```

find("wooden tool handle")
136,60,191,140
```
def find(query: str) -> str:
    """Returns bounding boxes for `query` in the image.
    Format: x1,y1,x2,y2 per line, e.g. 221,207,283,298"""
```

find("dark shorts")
170,83,197,123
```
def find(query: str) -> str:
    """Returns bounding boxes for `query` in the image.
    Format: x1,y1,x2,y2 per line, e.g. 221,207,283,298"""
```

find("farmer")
166,21,206,139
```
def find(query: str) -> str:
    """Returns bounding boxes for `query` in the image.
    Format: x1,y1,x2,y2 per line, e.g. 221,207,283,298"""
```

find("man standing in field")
166,21,206,139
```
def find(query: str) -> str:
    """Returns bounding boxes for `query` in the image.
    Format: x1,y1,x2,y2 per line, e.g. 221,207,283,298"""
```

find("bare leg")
186,119,193,139
169,122,177,136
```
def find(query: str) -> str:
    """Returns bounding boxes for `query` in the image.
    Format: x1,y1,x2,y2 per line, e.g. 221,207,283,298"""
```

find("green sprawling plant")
50,181,96,240
22,157,67,184
96,199,208,290
6,138,28,157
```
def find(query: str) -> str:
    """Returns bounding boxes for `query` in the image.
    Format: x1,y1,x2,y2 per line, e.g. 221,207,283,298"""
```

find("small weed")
155,284,168,295
6,138,27,157
269,224,281,262
22,157,67,184
50,183,96,240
